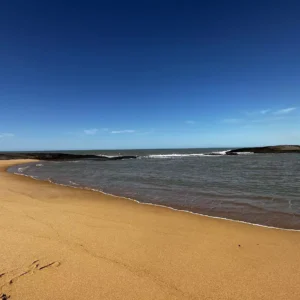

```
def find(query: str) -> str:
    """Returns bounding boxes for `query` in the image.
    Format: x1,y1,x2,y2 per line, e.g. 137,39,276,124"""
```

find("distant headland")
0,152,137,161
227,145,300,154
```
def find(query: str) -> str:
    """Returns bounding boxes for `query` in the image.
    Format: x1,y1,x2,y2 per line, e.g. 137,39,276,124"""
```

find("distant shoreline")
1,145,299,161
0,152,137,161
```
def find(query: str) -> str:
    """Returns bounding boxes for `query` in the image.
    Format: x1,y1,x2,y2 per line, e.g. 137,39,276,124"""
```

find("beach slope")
1,160,300,300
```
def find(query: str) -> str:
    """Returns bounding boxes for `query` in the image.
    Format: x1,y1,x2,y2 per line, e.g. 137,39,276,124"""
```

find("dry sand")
1,159,300,300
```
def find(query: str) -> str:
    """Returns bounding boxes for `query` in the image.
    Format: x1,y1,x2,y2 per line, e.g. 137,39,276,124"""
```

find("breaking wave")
144,150,232,159
17,166,30,173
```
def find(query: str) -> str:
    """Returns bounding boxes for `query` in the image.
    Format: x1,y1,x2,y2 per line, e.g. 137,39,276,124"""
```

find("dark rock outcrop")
227,145,300,154
0,152,137,161
225,151,238,155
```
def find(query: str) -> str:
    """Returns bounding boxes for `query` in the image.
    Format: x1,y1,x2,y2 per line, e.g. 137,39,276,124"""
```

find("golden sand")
1,159,300,299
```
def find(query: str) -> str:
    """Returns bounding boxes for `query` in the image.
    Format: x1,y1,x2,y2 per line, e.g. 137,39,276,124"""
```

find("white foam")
236,152,254,155
36,163,44,167
210,150,229,155
17,166,29,173
96,154,120,158
69,180,79,186
146,154,207,158
145,150,233,158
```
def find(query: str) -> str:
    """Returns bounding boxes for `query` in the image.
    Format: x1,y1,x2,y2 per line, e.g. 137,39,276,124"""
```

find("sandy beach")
1,160,300,300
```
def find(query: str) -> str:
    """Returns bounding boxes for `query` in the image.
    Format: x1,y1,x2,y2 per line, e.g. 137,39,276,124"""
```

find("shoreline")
7,160,300,232
1,159,300,299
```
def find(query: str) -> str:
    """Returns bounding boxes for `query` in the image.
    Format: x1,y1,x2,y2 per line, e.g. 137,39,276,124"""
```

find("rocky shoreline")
227,145,300,154
0,152,137,161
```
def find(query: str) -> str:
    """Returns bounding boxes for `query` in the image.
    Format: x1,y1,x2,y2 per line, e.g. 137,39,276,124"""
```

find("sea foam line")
142,150,254,158
144,153,222,158
9,169,300,232
146,154,206,158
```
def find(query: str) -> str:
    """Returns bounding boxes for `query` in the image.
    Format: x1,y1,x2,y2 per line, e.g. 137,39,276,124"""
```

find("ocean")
7,148,300,230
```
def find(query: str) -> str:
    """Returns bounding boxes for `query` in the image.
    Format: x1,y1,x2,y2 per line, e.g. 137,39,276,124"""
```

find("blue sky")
0,0,299,150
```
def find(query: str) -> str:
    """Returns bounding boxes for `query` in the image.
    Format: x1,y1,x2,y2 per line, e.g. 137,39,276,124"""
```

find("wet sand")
1,159,300,299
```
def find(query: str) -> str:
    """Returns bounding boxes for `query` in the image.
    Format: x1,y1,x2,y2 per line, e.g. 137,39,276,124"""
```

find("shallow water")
8,148,300,229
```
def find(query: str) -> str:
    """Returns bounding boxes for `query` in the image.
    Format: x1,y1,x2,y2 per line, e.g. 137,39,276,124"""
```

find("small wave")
145,154,206,159
144,151,232,159
236,152,254,155
210,150,230,155
69,180,79,186
36,163,44,167
17,166,30,173
97,155,130,159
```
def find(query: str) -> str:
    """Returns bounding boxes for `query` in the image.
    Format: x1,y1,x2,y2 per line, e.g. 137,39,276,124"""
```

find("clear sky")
0,0,299,150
